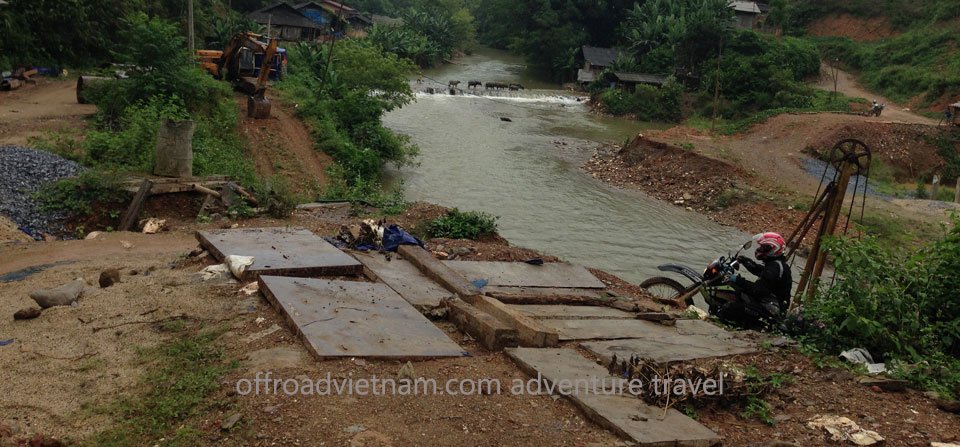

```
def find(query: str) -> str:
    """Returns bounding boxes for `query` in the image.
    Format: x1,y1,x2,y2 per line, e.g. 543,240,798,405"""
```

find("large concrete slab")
543,319,676,341
353,251,454,310
506,348,720,447
443,261,605,289
259,276,466,359
510,305,634,320
581,321,757,364
197,228,362,279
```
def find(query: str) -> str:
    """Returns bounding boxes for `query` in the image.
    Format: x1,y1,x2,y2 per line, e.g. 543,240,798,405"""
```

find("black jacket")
735,255,792,310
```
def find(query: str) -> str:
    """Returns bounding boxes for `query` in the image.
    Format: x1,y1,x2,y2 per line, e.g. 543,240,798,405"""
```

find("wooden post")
955,179,960,204
187,0,195,55
931,175,940,201
120,180,154,231
805,162,854,300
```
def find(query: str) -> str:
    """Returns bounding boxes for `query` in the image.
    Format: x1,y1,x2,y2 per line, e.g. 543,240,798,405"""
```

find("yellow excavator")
211,32,279,119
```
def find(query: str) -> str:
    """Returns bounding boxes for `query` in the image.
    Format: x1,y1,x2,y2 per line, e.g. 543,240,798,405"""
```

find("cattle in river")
468,80,482,88
508,83,525,91
448,80,460,88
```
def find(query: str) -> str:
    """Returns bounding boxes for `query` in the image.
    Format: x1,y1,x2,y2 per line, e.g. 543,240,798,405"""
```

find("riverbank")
583,111,960,250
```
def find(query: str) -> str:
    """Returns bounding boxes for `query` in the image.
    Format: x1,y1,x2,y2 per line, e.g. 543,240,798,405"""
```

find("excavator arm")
253,37,278,98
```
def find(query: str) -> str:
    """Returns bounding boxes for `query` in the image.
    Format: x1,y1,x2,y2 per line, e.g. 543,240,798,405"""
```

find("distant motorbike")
862,102,885,117
640,239,754,316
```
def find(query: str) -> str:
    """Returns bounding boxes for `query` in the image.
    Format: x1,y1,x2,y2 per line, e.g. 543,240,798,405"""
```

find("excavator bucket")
247,95,272,119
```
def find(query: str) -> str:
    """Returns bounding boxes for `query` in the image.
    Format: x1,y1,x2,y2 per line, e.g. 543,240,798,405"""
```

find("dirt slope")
237,94,333,196
806,14,896,41
817,65,937,125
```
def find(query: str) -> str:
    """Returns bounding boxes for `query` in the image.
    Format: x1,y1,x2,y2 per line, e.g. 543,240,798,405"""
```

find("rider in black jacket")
717,232,792,329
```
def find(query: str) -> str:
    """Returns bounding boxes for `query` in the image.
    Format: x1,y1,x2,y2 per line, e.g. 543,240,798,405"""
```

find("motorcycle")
862,102,885,117
640,239,754,315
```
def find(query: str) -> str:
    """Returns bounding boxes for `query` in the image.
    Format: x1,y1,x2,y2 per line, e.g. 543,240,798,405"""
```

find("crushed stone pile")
0,145,85,239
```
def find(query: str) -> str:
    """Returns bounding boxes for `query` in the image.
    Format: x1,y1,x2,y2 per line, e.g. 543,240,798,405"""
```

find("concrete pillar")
931,175,940,201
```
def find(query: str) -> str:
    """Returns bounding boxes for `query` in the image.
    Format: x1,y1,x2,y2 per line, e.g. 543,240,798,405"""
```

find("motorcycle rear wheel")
639,276,685,300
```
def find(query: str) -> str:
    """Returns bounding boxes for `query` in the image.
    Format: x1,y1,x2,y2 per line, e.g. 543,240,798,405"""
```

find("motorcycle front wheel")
639,276,685,300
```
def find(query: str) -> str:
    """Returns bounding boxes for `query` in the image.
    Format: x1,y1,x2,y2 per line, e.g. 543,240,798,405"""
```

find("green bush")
597,77,683,122
804,219,960,397
36,170,128,217
254,175,298,219
426,208,499,240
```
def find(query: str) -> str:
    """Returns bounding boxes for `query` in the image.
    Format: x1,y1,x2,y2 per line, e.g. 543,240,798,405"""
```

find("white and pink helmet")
754,232,785,259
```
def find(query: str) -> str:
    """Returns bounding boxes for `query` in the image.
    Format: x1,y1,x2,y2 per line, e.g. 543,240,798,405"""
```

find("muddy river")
383,48,746,283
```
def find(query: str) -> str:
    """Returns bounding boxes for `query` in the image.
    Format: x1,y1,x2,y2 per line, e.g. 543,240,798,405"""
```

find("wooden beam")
470,295,559,347
397,245,481,299
119,180,153,231
444,299,518,351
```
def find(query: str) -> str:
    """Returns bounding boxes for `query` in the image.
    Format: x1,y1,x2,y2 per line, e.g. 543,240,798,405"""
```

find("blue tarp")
382,224,423,252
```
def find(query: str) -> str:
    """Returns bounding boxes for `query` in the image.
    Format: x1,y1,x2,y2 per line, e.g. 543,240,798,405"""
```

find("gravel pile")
0,145,86,239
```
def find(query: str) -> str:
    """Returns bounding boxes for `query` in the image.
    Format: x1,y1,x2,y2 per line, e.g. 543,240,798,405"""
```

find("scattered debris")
840,348,886,374
398,361,417,381
120,240,133,249
139,217,167,234
13,307,42,320
29,278,84,308
221,413,242,430
807,415,884,445
84,231,103,240
225,255,255,278
0,339,14,346
239,281,259,295
200,263,232,282
98,268,121,288
858,376,908,392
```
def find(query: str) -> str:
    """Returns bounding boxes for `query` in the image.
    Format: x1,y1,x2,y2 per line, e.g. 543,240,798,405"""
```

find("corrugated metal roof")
730,1,761,14
249,3,320,29
577,69,595,83
612,72,667,85
581,46,621,67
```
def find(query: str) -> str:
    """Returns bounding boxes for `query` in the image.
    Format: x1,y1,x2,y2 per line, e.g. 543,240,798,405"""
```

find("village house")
295,1,373,38
576,45,622,84
247,2,321,41
730,0,762,29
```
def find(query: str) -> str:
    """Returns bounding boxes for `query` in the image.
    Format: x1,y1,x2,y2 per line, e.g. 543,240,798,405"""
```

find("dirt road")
817,64,937,125
237,93,333,195
0,78,95,146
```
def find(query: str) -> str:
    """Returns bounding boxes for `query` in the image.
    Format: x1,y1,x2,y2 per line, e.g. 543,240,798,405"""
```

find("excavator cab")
216,32,279,119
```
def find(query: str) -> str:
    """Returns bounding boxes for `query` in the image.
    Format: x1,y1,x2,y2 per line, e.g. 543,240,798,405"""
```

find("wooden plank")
445,299,518,351
470,296,559,347
509,305,634,320
443,260,605,289
397,245,481,299
119,179,153,231
352,251,454,310
485,286,603,299
258,276,466,358
506,348,721,447
197,227,363,280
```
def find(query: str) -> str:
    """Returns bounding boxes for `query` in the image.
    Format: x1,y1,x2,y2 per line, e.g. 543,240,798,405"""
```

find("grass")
741,366,793,425
82,324,236,447
426,208,499,240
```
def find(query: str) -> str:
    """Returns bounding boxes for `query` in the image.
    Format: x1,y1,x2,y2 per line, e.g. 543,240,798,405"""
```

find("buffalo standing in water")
468,80,482,88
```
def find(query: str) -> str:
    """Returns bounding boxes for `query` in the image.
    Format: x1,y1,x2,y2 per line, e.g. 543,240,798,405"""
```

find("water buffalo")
485,82,508,90
508,83,525,91
468,80,482,88
448,80,460,88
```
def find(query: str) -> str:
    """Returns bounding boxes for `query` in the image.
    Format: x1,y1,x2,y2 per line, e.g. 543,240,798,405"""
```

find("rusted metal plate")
509,305,633,320
506,348,720,446
443,261,605,289
259,276,466,358
352,251,454,310
196,227,362,279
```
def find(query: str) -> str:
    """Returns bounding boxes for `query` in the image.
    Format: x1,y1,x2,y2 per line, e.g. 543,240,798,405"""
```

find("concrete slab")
510,305,634,320
259,276,466,359
542,319,676,341
582,333,757,364
197,228,362,279
352,251,454,310
506,348,720,447
444,261,605,289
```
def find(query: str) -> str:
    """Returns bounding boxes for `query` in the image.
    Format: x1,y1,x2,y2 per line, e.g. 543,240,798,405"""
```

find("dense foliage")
0,0,254,69
804,219,960,397
367,1,476,66
426,208,499,239
278,39,418,187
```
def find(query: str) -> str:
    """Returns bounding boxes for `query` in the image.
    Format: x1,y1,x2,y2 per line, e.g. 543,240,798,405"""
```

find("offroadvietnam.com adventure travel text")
236,371,727,397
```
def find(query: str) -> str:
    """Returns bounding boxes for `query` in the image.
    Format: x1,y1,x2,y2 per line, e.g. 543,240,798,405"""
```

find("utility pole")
711,39,723,130
322,2,346,83
187,0,195,55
